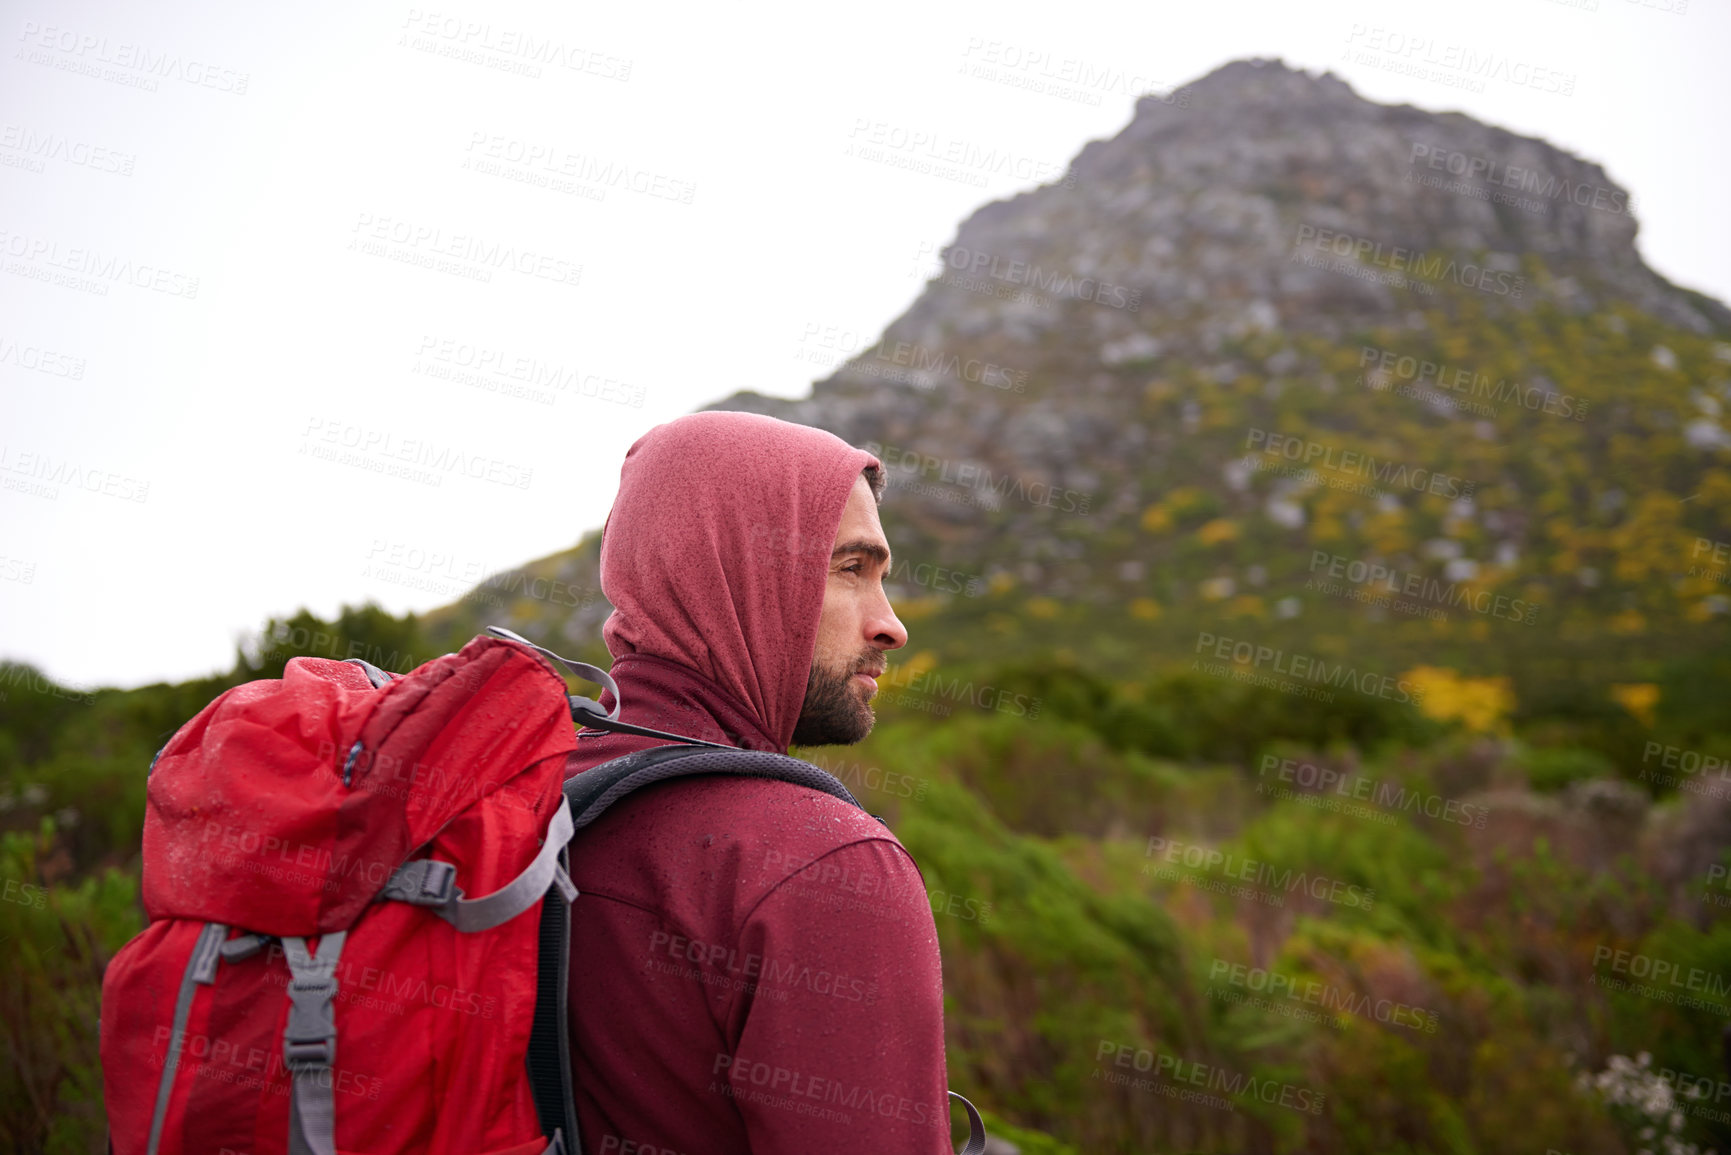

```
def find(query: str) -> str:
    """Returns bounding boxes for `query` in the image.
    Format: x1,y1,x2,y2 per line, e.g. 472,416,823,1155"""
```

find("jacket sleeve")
719,837,955,1154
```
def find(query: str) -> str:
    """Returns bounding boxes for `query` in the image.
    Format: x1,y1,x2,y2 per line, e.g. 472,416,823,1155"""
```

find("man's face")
791,473,908,746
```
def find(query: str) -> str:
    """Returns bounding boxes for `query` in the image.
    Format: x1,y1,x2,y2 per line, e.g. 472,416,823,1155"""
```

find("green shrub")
0,821,141,1155
1518,746,1618,793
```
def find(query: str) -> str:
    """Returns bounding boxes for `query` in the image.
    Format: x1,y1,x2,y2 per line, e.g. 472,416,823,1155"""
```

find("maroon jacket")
563,413,952,1154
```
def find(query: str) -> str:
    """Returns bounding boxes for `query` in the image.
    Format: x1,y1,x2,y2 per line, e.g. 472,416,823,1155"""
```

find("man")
564,410,954,1153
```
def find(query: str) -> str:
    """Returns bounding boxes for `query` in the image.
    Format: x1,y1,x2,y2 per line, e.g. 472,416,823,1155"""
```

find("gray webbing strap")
340,657,393,688
282,932,347,1155
485,626,623,724
487,625,735,749
949,1091,987,1155
145,922,227,1155
382,797,576,932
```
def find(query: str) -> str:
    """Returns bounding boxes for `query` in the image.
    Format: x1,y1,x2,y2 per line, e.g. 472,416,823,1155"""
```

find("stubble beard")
790,650,877,746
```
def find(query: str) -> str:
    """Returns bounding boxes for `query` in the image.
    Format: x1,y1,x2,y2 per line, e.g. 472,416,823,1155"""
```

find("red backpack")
101,628,986,1155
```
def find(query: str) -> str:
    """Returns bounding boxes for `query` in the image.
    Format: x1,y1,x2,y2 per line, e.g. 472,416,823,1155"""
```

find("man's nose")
869,591,908,651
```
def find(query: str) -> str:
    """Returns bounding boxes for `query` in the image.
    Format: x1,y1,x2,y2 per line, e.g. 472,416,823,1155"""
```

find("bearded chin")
790,659,875,747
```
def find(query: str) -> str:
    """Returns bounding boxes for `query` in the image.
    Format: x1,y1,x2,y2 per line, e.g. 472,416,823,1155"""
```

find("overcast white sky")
3,0,1726,689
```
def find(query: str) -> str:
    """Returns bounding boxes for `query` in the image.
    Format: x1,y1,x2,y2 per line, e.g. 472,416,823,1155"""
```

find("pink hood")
597,410,881,751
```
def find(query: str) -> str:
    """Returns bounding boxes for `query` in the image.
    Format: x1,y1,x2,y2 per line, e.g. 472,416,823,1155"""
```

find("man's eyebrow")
832,539,890,567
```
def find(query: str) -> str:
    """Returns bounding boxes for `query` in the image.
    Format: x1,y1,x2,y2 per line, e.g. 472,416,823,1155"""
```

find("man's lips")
854,667,883,693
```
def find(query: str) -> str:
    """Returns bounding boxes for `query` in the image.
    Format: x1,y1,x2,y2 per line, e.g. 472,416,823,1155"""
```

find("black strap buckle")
382,858,458,906
415,860,457,903
283,975,339,1070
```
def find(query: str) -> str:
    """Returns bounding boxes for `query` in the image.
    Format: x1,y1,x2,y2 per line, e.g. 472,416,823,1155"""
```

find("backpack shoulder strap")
536,744,989,1155
525,745,861,1152
527,866,577,1155
562,744,865,831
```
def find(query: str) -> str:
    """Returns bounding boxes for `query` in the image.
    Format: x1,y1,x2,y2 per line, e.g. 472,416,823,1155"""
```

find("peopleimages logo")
1,663,95,705
348,212,582,288
852,339,1029,394
801,754,930,802
1,876,48,910
1094,1041,1326,1115
1143,834,1377,907
153,1030,385,1105
1341,24,1576,97
597,1138,688,1155
414,335,646,408
711,1054,948,1130
0,334,87,379
1194,632,1425,707
1291,225,1525,298
0,228,200,298
1693,537,1731,582
1258,755,1489,829
844,119,1074,191
16,21,251,94
0,444,149,503
647,929,877,1005
463,132,695,204
877,662,1043,720
399,9,633,80
1407,143,1634,218
1207,958,1440,1033
1306,549,1538,625
1643,740,1731,781
0,124,136,175
200,820,397,892
1592,946,1731,1002
926,243,1139,311
300,417,534,490
862,440,1092,515
1245,429,1477,500
957,38,1195,109
1358,344,1587,421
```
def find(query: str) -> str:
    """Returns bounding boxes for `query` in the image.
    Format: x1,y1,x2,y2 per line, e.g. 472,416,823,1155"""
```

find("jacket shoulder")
566,774,918,937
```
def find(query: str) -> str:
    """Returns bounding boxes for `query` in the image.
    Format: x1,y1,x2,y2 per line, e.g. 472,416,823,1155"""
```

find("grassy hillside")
418,292,1731,748
5,603,1730,1153
9,57,1729,1155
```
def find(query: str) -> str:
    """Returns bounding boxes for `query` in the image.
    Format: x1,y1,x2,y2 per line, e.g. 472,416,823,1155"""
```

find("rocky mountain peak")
442,59,1729,661
873,57,1717,370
